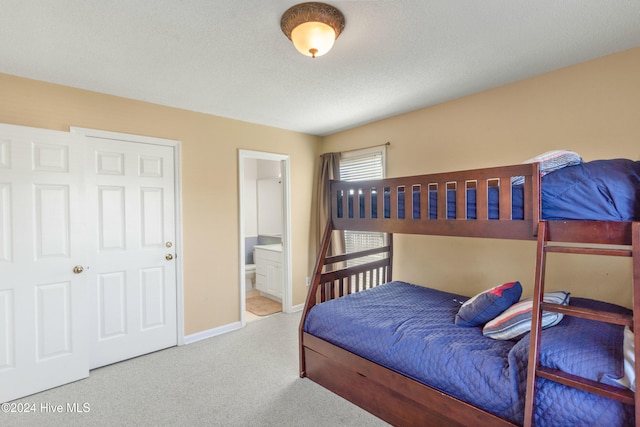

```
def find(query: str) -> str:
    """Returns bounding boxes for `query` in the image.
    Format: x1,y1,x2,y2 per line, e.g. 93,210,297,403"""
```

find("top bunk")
329,157,640,245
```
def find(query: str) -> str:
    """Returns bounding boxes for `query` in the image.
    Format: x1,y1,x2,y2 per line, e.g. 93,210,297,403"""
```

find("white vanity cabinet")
254,244,283,300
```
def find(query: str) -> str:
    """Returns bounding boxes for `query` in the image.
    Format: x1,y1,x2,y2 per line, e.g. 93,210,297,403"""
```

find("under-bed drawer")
302,333,516,427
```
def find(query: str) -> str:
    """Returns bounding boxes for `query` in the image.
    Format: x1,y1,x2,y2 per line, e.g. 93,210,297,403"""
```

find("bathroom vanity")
253,243,283,300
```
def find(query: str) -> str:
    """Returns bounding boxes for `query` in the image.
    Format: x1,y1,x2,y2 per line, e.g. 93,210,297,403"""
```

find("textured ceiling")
1,1,639,136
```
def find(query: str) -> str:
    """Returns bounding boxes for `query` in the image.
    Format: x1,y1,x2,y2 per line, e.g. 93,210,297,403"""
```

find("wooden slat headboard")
330,162,541,240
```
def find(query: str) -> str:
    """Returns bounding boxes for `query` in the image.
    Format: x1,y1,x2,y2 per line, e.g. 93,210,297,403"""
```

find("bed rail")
331,162,541,240
302,225,393,312
299,220,393,376
319,247,391,298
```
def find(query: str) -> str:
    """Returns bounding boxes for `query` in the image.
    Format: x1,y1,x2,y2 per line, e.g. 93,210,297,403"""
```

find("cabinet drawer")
254,248,282,263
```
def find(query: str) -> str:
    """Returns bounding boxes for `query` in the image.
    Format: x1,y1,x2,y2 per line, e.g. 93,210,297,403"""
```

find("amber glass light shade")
281,3,345,59
290,21,336,58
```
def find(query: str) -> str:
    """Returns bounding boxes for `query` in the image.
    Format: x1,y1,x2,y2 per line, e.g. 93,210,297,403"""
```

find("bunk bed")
299,157,640,426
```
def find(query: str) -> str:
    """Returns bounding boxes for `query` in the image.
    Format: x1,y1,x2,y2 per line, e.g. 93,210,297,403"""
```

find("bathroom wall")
257,159,281,179
243,158,259,264
257,177,283,238
243,158,283,265
256,159,283,245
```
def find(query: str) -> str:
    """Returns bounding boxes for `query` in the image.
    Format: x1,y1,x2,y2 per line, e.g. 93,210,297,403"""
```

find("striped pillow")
482,291,570,340
511,150,582,186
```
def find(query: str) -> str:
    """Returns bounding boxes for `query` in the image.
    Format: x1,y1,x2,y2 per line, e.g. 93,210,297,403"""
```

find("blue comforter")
339,159,640,221
304,282,633,426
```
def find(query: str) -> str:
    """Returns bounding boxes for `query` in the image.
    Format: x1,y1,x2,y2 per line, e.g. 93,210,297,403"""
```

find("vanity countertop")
253,243,282,252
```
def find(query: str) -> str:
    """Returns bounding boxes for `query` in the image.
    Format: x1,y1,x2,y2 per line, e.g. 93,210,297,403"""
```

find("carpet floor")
5,312,389,427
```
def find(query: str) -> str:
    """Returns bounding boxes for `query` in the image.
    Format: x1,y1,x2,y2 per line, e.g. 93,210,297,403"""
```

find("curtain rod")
332,141,391,155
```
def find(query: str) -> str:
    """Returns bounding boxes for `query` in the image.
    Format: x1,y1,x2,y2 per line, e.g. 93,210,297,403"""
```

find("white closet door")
85,137,177,369
0,123,89,403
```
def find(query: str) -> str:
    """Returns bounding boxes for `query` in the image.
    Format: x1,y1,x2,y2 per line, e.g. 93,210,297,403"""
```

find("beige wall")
322,47,640,308
0,73,320,335
2,46,638,334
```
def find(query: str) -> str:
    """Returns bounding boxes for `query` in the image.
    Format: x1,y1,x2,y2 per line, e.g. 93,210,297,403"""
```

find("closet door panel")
0,123,89,403
85,137,177,369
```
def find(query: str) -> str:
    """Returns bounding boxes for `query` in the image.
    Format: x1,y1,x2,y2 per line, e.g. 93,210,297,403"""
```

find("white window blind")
339,148,384,182
339,146,386,267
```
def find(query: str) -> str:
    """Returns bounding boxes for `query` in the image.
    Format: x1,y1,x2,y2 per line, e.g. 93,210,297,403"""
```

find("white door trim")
238,150,292,326
70,127,185,345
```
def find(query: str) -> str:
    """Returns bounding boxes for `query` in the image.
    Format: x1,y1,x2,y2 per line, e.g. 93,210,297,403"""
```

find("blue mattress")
338,159,640,221
304,282,633,426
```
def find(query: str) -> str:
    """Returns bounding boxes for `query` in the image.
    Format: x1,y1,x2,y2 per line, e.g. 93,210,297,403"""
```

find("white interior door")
0,123,89,402
84,137,177,369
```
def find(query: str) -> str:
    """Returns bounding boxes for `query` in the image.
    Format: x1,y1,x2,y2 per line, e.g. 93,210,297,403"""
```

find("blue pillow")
455,281,522,327
483,291,570,340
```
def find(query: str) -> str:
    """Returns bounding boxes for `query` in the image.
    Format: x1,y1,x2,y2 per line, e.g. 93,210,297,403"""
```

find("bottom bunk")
301,281,633,426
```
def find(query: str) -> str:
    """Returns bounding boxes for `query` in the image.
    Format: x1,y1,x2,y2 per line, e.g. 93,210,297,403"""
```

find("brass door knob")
73,265,84,274
166,254,174,261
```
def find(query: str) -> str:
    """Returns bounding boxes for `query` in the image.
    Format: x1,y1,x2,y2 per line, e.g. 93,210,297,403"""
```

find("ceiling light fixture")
280,2,345,58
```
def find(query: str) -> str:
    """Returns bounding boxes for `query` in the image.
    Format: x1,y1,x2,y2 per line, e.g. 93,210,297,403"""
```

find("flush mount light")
280,2,345,58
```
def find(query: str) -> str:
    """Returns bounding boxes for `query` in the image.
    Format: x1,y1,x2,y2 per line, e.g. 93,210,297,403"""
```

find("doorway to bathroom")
238,150,292,326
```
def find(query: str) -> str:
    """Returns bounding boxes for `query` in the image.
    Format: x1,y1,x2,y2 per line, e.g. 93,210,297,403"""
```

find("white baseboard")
183,321,243,345
291,303,304,312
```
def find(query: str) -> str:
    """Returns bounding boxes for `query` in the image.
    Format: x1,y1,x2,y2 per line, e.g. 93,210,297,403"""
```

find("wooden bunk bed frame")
299,162,640,426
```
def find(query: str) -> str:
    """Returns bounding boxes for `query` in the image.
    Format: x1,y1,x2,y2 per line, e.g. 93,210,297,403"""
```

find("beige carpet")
246,291,282,316
7,312,389,427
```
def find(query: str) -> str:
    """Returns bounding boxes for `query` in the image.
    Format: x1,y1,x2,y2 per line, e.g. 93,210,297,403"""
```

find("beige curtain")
317,152,345,260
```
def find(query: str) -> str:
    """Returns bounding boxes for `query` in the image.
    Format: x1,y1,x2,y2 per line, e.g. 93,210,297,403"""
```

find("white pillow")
611,326,636,391
511,150,582,186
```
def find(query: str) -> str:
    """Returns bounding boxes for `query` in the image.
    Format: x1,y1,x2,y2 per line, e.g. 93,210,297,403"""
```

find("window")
339,147,384,182
339,146,386,266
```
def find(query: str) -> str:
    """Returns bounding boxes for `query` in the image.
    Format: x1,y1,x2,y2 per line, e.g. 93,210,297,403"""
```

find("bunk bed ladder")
524,221,640,427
